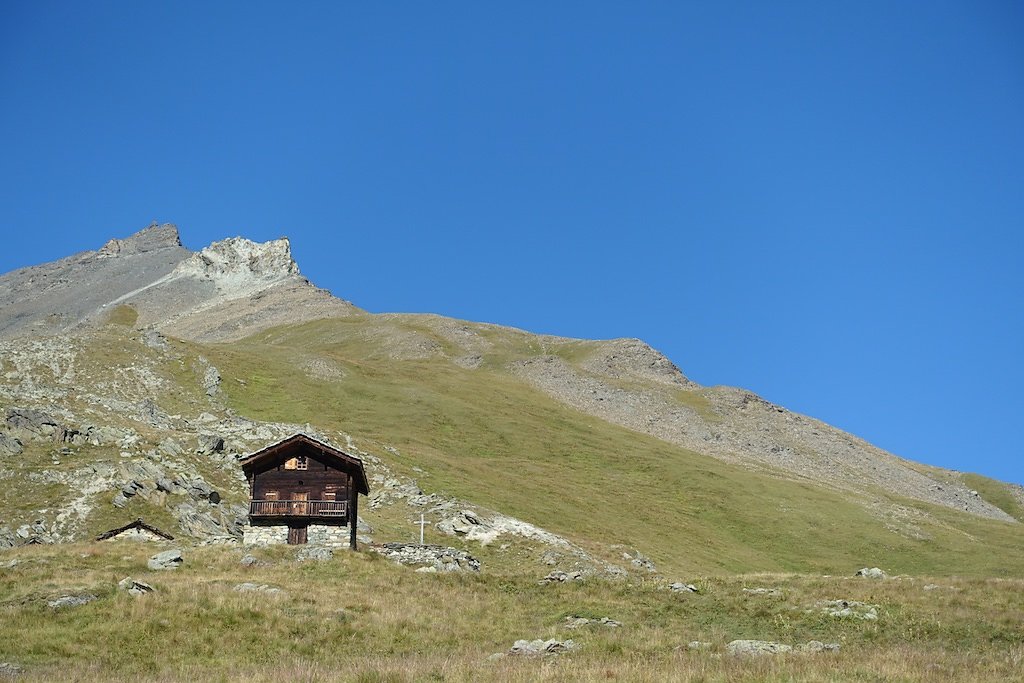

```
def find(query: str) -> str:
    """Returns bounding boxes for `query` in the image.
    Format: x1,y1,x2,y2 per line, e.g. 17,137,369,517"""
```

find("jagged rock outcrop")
0,223,189,338
173,237,299,281
98,223,182,257
0,223,358,342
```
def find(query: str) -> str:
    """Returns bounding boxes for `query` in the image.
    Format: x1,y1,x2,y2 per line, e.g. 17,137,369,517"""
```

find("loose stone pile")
541,570,583,584
372,543,480,572
817,599,879,620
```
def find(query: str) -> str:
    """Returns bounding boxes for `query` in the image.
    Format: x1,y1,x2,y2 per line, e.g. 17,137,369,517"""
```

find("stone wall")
242,524,288,546
307,525,351,547
242,523,350,547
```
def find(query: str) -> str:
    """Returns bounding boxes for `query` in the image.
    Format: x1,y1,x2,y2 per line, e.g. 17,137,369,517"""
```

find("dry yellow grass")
1,542,1022,682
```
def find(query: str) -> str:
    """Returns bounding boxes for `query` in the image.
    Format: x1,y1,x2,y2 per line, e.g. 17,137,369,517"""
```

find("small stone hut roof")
96,518,175,541
238,433,370,495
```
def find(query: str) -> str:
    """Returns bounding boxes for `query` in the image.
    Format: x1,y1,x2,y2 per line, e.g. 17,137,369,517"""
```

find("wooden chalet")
239,434,370,549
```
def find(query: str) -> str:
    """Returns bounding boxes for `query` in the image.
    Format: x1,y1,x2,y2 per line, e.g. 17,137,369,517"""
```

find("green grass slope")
195,316,1024,577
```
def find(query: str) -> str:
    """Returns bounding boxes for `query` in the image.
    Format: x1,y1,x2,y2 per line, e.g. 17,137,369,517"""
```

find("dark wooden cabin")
239,434,370,549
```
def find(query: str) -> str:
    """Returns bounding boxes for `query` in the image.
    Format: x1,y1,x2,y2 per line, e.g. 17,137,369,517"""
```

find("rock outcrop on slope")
0,223,188,338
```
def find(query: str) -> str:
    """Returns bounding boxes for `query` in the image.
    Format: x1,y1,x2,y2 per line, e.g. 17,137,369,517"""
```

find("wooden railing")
249,500,347,517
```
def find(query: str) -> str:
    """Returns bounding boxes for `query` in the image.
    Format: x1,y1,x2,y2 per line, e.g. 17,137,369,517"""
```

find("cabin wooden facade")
239,434,370,549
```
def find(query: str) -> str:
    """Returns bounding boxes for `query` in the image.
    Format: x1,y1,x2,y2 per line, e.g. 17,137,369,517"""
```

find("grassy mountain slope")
194,315,1024,577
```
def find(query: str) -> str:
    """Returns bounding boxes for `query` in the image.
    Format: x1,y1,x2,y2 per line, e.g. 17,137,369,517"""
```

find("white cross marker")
415,513,428,545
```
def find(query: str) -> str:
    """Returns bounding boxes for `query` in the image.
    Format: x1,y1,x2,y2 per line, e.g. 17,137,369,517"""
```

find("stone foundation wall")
307,525,351,548
242,524,288,546
242,523,350,547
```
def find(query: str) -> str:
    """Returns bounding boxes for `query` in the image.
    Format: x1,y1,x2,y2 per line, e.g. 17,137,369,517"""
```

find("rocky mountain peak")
97,223,182,257
172,236,300,282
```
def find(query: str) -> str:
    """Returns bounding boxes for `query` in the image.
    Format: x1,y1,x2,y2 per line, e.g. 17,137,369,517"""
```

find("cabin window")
264,491,279,500
323,491,336,501
284,456,309,471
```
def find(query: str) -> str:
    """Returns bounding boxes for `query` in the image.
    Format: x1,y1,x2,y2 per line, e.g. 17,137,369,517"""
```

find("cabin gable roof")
96,518,175,541
238,433,370,495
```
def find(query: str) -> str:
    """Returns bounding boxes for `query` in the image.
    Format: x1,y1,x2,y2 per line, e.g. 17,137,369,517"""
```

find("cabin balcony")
249,499,348,519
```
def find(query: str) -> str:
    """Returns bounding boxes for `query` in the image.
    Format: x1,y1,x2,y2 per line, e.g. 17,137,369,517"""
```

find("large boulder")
5,408,71,442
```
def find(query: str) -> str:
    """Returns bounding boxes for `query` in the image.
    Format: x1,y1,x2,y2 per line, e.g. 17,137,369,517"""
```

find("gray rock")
0,662,25,678
141,328,168,350
371,543,481,572
202,365,222,397
6,407,61,438
111,492,129,508
817,599,879,620
82,424,127,446
0,434,23,456
669,582,699,593
855,567,888,579
197,434,225,455
726,640,792,656
564,616,621,629
183,477,214,499
233,582,283,595
117,577,155,596
541,570,583,584
507,638,578,657
797,640,840,653
239,554,261,567
622,550,657,572
48,594,98,610
296,546,333,562
158,438,184,457
148,549,183,570
137,400,171,428
743,587,782,596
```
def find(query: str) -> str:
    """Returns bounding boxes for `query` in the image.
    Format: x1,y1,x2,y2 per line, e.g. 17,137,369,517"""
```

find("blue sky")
2,2,1022,483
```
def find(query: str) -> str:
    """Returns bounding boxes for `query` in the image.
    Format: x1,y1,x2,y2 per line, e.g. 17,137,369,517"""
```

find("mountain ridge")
1,223,1022,578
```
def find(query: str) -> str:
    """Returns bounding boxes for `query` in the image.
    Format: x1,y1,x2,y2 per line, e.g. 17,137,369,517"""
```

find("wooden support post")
349,482,358,551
